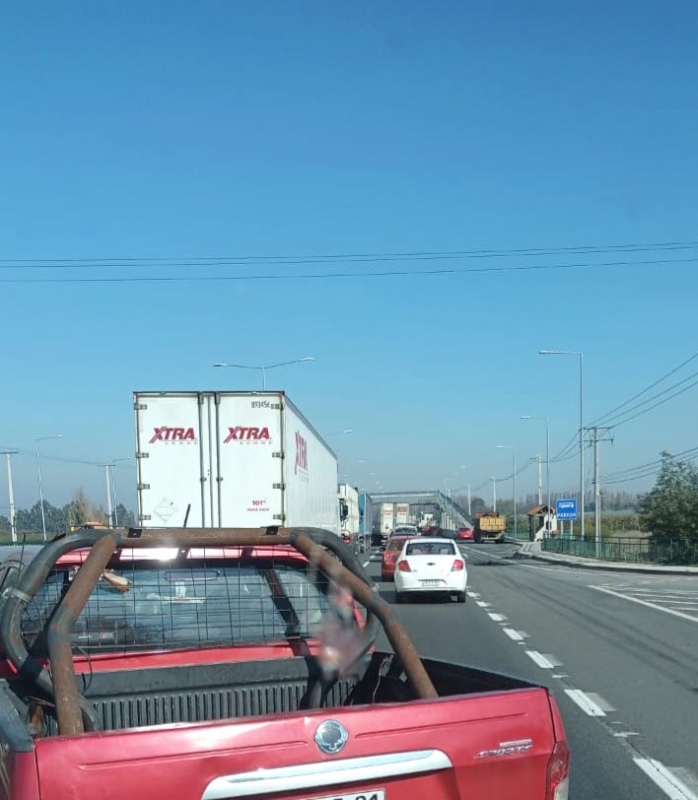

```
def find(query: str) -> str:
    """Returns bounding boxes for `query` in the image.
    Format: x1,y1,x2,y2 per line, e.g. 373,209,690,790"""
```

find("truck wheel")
456,592,466,604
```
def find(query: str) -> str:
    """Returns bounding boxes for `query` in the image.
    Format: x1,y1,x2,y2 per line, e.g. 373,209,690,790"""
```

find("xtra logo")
149,427,197,444
224,426,271,444
294,431,308,474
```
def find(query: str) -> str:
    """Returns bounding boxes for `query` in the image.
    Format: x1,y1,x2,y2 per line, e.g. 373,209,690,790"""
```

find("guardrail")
542,535,698,565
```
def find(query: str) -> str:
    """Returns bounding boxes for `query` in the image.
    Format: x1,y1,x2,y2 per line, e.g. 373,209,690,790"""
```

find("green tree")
639,454,698,543
114,504,136,527
65,488,103,528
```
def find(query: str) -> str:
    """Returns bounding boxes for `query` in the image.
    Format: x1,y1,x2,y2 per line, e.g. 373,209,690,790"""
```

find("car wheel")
456,591,466,603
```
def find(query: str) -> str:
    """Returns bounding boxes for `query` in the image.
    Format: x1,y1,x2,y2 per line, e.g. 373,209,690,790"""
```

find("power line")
590,350,698,426
608,376,698,430
602,445,698,482
3,240,697,267
1,256,698,284
598,369,698,427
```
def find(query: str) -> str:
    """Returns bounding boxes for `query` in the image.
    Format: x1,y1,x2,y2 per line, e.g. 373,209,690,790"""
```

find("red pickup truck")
0,526,569,800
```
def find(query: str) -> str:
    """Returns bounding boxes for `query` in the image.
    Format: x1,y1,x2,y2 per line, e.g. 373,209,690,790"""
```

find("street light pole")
539,350,584,539
35,435,63,542
213,357,315,389
1,450,18,543
104,465,113,527
467,484,471,516
491,475,497,512
497,445,517,538
522,415,551,534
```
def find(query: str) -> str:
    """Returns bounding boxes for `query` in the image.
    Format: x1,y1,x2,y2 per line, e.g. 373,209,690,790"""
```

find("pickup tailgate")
35,688,555,800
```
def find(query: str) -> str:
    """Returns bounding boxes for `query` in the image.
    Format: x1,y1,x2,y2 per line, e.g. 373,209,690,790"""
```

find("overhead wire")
2,239,697,267
0,256,697,284
589,349,698,427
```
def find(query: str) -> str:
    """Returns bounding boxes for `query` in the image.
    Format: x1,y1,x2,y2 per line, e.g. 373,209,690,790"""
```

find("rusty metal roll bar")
0,526,437,736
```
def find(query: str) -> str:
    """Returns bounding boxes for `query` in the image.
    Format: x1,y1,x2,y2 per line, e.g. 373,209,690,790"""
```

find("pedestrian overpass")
370,490,472,530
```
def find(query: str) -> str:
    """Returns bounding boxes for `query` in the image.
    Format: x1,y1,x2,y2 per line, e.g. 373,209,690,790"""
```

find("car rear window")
388,538,408,551
20,558,350,653
405,542,457,556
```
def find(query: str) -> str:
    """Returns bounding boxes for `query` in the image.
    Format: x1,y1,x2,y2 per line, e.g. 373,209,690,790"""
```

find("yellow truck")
474,511,507,543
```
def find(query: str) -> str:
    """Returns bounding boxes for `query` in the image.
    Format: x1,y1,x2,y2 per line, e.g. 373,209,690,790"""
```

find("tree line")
453,491,640,516
0,488,136,536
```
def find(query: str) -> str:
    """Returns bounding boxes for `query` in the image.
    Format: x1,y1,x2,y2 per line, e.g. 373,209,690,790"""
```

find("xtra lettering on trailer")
223,426,272,444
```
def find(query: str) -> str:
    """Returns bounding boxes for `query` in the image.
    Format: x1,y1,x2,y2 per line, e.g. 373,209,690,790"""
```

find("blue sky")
1,1,697,511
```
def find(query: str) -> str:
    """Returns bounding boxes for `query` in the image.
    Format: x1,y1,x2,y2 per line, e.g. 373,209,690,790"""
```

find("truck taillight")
397,560,411,572
451,559,465,571
546,741,570,800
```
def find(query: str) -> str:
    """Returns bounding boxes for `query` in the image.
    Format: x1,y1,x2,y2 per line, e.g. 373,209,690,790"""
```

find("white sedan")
393,538,467,604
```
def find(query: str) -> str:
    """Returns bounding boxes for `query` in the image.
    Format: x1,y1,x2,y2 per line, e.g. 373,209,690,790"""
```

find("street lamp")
35,435,63,542
522,415,551,536
539,349,585,539
497,445,517,538
324,429,354,436
0,449,18,542
100,458,132,526
213,357,315,390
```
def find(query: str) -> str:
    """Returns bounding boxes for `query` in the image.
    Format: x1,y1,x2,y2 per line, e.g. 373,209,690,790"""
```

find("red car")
381,535,412,580
457,526,475,541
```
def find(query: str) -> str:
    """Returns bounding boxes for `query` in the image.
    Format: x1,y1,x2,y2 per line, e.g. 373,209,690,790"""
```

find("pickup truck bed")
0,526,569,800
5,651,535,734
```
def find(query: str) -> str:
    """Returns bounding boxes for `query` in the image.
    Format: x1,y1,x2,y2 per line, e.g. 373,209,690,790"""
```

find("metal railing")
542,535,698,565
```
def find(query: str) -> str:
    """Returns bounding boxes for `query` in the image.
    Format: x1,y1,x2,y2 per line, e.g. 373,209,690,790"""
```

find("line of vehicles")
0,390,569,798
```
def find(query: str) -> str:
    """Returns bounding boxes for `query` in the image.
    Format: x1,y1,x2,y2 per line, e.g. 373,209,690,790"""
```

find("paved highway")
364,541,698,800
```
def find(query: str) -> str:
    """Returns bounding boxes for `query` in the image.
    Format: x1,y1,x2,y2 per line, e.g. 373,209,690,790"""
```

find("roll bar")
0,526,437,736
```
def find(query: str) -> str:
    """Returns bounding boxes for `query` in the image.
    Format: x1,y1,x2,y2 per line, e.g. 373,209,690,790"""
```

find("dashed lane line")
502,628,525,642
525,650,559,669
564,689,607,717
634,759,698,800
488,613,507,622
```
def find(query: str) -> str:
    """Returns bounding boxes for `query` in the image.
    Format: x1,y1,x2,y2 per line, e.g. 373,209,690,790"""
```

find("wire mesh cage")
21,547,354,655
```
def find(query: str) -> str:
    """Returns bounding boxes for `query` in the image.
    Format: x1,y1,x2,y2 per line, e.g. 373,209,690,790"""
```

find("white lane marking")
525,651,559,669
488,613,507,622
591,585,698,623
613,731,640,738
467,591,480,598
476,601,491,608
503,628,524,641
564,689,607,717
552,674,569,679
362,561,371,568
634,759,698,799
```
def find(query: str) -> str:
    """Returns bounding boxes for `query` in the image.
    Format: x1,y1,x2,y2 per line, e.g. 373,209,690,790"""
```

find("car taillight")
451,559,465,571
397,560,411,572
546,741,570,800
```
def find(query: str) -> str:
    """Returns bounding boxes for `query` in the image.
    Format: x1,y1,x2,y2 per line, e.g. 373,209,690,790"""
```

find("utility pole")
589,427,613,558
1,450,19,543
467,484,471,516
105,465,114,527
536,453,543,505
492,475,497,512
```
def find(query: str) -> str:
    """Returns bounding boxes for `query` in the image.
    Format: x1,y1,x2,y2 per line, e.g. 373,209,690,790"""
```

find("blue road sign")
556,498,578,521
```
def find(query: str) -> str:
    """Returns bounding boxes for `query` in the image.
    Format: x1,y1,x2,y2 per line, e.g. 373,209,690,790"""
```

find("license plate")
420,580,441,586
309,791,385,800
